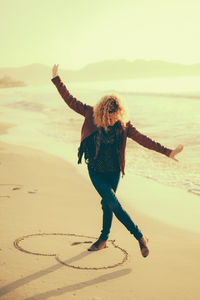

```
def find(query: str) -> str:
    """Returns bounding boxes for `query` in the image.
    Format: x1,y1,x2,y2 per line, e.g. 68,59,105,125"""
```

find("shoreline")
0,121,199,235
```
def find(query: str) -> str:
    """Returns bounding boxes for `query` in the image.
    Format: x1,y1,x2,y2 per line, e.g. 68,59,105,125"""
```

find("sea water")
0,76,200,232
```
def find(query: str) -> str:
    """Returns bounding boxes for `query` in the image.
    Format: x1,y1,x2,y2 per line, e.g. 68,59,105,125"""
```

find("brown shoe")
88,239,107,251
138,236,149,258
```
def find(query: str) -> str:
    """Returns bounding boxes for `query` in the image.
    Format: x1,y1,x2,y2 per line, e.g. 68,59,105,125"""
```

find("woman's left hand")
169,144,184,162
52,64,59,78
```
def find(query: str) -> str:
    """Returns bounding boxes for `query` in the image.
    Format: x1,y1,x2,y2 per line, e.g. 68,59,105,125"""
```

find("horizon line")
1,58,200,71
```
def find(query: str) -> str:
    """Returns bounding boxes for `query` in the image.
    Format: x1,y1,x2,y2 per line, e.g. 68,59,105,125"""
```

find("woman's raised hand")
169,144,184,162
52,64,59,78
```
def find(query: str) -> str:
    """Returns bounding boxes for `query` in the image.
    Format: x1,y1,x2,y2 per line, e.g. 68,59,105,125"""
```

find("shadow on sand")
0,250,132,299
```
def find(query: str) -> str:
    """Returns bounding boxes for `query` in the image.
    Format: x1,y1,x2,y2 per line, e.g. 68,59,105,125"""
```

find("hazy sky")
1,0,200,69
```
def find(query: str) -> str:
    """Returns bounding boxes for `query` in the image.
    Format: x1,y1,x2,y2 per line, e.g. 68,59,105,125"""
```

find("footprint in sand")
12,187,21,191
0,184,38,198
28,189,38,194
0,184,22,198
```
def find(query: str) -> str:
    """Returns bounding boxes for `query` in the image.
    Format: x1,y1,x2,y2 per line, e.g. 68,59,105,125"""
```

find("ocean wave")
188,189,200,196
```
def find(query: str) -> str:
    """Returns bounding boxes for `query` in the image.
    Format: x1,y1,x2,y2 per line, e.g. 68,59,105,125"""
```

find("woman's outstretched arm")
127,121,183,161
51,64,89,116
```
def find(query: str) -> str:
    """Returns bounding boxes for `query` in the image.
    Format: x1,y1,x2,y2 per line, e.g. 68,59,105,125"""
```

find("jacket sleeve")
51,76,89,116
127,121,172,157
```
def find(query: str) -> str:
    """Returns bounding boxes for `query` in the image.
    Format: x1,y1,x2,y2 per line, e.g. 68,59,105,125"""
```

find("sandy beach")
0,122,200,300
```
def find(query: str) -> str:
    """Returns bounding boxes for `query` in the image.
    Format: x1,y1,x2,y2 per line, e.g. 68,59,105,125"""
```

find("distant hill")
0,64,50,85
0,60,200,85
0,76,27,88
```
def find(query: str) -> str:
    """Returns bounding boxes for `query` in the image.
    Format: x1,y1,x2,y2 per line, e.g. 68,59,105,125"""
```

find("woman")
51,64,183,258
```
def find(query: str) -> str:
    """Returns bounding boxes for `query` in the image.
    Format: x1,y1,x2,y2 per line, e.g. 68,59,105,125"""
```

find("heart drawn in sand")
14,233,129,270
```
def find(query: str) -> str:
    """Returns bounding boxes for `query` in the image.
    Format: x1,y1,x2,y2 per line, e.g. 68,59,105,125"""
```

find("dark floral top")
83,121,122,172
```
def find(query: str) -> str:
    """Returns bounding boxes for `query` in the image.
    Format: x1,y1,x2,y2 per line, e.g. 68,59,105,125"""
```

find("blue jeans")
88,166,143,241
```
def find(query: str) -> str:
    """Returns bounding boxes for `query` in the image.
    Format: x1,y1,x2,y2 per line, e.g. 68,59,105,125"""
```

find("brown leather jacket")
51,76,172,176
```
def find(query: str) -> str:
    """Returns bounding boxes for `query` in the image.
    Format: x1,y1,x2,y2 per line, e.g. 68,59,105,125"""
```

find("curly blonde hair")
93,94,129,131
